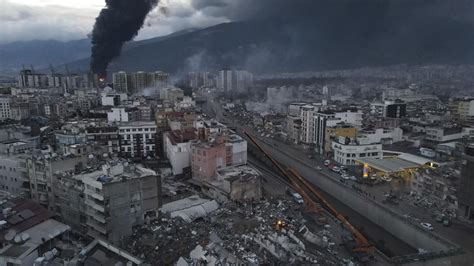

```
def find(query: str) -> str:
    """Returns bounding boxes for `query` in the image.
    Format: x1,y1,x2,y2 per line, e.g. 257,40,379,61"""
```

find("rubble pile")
125,216,211,265
208,199,343,265
124,197,349,265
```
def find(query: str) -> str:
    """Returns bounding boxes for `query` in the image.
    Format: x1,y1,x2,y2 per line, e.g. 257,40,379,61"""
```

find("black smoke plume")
90,0,159,76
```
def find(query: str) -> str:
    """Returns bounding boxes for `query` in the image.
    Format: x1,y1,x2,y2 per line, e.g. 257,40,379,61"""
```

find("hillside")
3,14,474,77
66,16,474,75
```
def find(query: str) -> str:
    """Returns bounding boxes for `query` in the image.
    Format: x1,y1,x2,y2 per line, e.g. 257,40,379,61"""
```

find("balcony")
86,209,107,224
87,220,108,235
86,199,105,212
85,189,104,201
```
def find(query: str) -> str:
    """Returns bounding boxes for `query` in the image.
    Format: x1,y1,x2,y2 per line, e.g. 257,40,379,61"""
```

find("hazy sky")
0,0,227,44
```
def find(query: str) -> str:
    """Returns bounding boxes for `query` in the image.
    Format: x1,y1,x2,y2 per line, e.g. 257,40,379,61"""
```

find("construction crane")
244,131,374,260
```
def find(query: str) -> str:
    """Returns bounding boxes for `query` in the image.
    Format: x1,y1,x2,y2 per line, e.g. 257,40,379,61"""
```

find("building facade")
118,122,157,158
332,137,382,165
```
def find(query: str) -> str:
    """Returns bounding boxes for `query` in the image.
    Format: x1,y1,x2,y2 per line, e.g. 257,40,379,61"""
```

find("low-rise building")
425,127,469,143
323,123,357,157
357,127,403,145
191,132,247,181
202,165,263,203
0,198,70,266
101,92,128,106
107,107,139,122
332,137,382,165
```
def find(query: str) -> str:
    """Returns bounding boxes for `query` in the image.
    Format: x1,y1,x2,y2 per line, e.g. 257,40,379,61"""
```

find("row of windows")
121,134,154,140
335,151,379,158
0,166,16,172
119,128,156,133
0,176,18,182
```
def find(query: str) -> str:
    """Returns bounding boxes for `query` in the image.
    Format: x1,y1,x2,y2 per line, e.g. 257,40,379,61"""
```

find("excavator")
244,131,374,261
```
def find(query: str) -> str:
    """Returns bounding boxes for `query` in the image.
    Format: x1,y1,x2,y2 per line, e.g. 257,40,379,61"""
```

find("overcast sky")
0,0,228,44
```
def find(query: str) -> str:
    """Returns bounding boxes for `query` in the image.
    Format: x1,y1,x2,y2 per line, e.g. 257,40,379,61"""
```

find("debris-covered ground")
123,197,354,265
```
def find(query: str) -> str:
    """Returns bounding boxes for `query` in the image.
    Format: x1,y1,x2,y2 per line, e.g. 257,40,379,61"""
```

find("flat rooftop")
357,157,420,173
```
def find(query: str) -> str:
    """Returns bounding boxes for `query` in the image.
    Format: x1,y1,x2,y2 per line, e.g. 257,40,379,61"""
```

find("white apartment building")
163,132,194,175
0,97,12,121
332,137,382,165
335,110,363,127
300,105,319,144
314,109,362,154
425,127,467,143
118,121,157,158
108,107,130,122
101,92,128,106
358,127,403,145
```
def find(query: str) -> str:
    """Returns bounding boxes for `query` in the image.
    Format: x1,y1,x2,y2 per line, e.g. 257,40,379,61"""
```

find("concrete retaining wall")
257,140,459,256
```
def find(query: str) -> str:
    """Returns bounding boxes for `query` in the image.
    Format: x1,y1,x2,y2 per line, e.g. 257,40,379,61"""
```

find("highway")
199,90,473,264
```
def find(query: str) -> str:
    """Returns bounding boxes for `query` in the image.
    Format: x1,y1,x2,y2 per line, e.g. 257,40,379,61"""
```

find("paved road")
202,93,474,263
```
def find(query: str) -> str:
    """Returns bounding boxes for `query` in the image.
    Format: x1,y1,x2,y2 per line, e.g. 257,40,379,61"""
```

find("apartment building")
163,129,197,175
0,97,12,121
191,133,247,181
79,162,160,244
118,121,157,158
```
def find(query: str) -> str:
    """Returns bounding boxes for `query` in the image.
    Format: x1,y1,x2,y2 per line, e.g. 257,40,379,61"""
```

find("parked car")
381,176,392,182
348,175,357,181
331,166,341,173
420,222,434,231
341,173,350,180
315,166,322,170
324,160,331,166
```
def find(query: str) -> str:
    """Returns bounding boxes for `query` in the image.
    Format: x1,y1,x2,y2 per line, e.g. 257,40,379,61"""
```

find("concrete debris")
124,196,349,265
